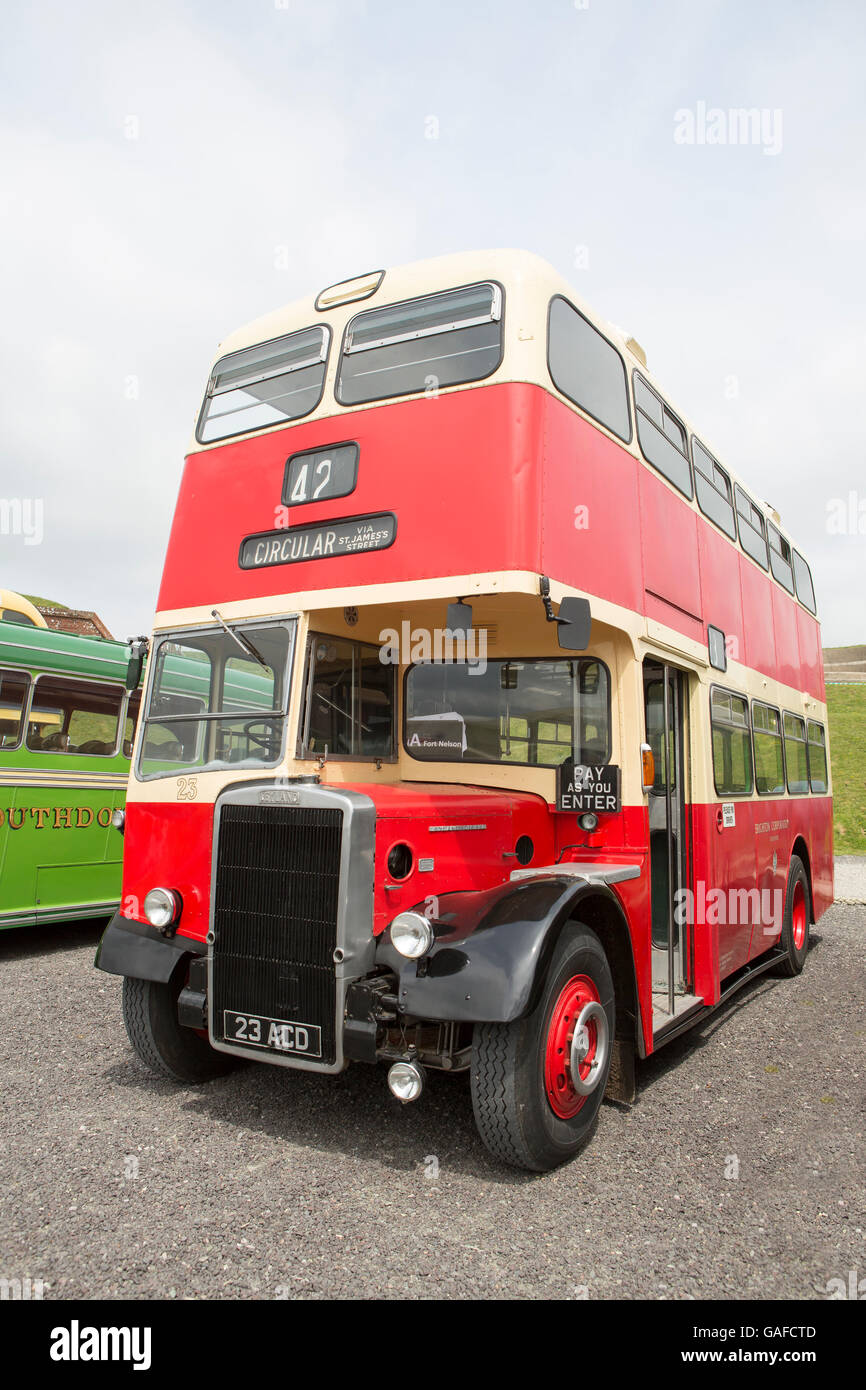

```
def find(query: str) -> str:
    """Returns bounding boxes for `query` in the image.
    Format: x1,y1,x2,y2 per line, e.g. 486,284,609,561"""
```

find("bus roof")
195,248,792,545
0,619,131,681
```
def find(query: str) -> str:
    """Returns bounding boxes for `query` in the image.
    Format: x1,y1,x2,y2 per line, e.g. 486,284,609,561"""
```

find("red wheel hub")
544,974,604,1120
792,880,807,950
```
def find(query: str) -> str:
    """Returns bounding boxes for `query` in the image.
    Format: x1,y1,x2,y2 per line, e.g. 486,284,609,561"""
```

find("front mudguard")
95,910,206,983
375,872,635,1024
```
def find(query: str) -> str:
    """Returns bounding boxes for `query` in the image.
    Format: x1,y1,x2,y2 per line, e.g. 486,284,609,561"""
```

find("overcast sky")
1,0,864,645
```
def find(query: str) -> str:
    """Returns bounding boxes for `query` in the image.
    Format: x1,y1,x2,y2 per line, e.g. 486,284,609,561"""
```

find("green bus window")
807,721,828,793
710,688,753,796
752,701,785,795
27,676,123,756
783,712,809,794
0,669,29,748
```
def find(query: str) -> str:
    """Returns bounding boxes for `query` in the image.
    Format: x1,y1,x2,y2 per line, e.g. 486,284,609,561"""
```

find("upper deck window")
634,373,692,498
734,486,769,569
196,326,330,443
335,282,502,405
792,549,817,614
692,438,737,540
547,297,631,443
768,522,795,594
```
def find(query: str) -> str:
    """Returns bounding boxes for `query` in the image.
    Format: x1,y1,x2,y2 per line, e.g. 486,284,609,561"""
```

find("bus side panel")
609,867,654,1057
795,607,824,704
638,470,703,628
121,800,214,943
1,785,124,925
770,582,800,693
690,800,721,1005
693,800,757,983
539,396,645,615
738,558,776,676
698,523,744,660
0,785,37,923
802,795,834,919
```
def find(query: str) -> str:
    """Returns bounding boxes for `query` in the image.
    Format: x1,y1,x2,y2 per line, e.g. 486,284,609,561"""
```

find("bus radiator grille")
211,803,343,1065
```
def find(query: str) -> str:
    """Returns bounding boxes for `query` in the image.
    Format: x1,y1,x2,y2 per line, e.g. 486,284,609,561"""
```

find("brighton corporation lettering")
239,513,397,570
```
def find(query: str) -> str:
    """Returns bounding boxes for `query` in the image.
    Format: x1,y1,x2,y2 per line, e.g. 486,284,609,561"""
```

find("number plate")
223,1010,323,1058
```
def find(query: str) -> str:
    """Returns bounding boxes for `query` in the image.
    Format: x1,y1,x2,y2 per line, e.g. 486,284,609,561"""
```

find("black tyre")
773,855,811,978
470,921,615,1172
122,973,236,1083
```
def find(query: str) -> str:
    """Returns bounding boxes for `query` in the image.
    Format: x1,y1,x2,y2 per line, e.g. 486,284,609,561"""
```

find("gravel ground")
1,906,863,1302
834,855,866,904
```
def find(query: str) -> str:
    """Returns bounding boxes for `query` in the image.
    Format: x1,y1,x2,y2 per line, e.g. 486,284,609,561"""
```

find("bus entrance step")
651,992,703,1033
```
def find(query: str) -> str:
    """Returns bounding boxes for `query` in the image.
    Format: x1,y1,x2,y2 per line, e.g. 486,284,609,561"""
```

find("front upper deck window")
335,282,503,405
196,327,330,443
404,658,610,767
137,621,295,779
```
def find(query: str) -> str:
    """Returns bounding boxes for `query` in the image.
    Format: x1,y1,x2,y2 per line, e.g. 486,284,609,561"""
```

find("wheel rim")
792,880,807,951
544,974,609,1120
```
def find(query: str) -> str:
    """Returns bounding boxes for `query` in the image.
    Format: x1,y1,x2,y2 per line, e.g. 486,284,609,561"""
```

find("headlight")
387,1061,425,1103
111,808,125,832
389,910,433,959
143,887,181,930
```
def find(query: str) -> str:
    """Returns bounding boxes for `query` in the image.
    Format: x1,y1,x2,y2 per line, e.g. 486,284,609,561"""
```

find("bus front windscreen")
138,621,296,779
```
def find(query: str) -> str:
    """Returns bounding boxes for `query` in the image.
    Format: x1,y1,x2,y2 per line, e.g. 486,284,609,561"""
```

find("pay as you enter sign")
557,761,621,814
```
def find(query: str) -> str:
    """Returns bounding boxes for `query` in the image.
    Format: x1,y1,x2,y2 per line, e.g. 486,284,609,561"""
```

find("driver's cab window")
300,636,395,759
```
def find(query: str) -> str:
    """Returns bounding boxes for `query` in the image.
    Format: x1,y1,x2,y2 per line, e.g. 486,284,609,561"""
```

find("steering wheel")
239,718,280,751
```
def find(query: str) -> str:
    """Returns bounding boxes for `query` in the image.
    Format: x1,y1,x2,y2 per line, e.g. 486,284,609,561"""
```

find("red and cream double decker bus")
97,251,832,1172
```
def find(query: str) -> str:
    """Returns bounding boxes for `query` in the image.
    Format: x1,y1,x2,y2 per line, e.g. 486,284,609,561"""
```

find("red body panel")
158,383,825,700
122,801,214,943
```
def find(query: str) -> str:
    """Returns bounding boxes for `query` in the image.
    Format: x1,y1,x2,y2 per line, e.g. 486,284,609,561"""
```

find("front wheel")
122,973,237,1083
470,921,615,1172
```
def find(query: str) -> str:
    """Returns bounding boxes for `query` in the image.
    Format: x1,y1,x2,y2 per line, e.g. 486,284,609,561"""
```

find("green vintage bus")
0,619,142,929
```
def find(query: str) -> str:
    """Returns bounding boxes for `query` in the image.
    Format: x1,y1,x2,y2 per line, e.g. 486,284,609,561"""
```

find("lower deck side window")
27,675,123,756
710,687,753,796
783,713,809,794
807,721,828,792
752,702,785,795
0,669,30,749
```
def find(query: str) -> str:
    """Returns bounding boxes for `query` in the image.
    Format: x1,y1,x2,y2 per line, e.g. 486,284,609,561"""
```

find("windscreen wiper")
211,609,270,671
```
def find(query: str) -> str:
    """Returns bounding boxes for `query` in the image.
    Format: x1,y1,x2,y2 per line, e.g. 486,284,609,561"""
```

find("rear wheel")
470,922,615,1172
122,973,236,1083
773,855,811,977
